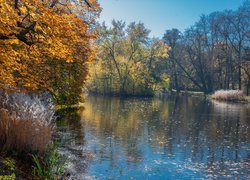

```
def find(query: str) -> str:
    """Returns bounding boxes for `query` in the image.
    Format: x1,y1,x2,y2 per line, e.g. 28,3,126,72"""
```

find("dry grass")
0,92,55,153
211,90,245,101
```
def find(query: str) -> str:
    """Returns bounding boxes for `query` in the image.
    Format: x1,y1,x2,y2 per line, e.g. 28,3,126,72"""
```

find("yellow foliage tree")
0,0,101,104
87,21,169,96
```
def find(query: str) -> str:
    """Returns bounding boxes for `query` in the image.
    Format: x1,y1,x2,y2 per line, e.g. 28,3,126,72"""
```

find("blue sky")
98,0,246,38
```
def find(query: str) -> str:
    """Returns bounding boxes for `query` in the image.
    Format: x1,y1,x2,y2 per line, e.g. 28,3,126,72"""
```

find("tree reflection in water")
58,95,250,179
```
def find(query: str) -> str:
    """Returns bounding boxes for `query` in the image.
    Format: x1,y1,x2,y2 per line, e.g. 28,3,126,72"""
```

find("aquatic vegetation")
211,90,245,101
32,145,67,180
0,91,55,152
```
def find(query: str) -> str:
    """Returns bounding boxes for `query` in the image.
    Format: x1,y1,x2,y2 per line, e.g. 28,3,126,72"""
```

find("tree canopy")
163,2,250,94
86,20,169,96
0,0,101,104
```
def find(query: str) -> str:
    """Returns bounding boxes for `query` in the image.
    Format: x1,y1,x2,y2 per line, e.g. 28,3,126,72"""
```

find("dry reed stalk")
0,91,55,153
211,90,244,101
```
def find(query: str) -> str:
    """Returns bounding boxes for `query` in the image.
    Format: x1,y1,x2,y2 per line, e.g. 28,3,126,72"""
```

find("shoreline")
86,90,250,104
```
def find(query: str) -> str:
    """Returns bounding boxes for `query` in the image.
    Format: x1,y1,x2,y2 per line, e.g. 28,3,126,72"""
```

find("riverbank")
87,90,250,104
162,89,250,103
87,91,154,98
210,90,250,103
0,152,34,179
209,96,250,103
0,92,66,179
168,90,205,97
0,144,67,179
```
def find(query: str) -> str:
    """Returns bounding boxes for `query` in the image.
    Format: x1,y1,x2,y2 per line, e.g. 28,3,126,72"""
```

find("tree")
87,20,169,96
0,0,101,104
163,29,182,92
162,1,250,95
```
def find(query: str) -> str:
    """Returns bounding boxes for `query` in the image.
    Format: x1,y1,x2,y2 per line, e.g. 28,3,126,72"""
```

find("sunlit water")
57,95,250,179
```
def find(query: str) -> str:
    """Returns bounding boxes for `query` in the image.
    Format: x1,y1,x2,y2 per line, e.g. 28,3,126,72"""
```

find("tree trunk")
247,76,250,96
238,66,242,90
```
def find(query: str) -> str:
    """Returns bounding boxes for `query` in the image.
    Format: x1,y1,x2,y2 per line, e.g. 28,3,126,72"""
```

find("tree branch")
84,0,91,7
15,21,37,45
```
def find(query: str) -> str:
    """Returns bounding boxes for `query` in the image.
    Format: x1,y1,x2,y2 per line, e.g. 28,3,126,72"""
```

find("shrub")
211,90,245,101
0,91,55,153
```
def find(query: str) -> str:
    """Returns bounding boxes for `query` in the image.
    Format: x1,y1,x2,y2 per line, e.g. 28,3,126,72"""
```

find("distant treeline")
163,1,250,95
87,1,250,96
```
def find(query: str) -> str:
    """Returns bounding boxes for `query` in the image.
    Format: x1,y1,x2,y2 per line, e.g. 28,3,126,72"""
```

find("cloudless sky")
98,0,246,38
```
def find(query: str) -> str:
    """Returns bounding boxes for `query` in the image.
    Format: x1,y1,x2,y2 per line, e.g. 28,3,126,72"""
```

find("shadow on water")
56,108,85,145
57,95,250,179
56,108,92,178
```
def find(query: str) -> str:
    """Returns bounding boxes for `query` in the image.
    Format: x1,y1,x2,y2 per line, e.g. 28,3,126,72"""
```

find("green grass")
32,145,67,180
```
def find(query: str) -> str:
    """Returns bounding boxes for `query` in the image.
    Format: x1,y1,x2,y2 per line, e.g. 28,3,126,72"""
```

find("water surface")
58,95,250,179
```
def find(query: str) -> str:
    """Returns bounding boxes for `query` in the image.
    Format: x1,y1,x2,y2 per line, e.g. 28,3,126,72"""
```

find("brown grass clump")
211,90,245,101
0,92,55,153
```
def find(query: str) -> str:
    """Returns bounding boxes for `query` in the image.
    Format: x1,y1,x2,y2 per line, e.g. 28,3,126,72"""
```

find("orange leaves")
0,1,19,36
0,0,101,94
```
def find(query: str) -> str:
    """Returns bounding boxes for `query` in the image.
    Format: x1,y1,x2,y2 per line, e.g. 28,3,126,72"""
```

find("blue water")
58,95,250,179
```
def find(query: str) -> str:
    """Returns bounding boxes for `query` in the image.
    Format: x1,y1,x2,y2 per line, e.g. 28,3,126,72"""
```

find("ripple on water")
58,96,250,179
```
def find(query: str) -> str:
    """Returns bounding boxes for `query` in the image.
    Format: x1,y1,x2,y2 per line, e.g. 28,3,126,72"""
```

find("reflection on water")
58,95,250,179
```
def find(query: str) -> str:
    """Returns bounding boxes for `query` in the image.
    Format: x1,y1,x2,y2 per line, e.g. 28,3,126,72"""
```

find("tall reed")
0,91,55,153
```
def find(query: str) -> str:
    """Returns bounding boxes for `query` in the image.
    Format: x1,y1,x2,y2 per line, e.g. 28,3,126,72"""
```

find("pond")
58,95,250,179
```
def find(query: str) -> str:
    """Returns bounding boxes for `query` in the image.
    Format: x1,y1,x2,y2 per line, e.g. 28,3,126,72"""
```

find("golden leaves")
0,0,101,92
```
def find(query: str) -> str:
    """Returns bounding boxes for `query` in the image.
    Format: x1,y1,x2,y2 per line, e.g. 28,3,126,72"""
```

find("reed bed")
0,91,55,153
211,90,245,101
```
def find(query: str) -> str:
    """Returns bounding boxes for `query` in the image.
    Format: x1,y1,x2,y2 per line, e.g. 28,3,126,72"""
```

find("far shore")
83,90,250,104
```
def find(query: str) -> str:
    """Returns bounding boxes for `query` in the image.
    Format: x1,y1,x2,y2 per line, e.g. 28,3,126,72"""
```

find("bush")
211,90,245,101
0,91,55,153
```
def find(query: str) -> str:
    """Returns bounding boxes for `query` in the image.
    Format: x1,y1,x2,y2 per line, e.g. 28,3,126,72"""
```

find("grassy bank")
0,92,66,179
0,145,66,179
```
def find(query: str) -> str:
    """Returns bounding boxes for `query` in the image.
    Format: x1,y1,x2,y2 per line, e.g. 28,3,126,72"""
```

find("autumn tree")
87,20,169,96
0,0,101,104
